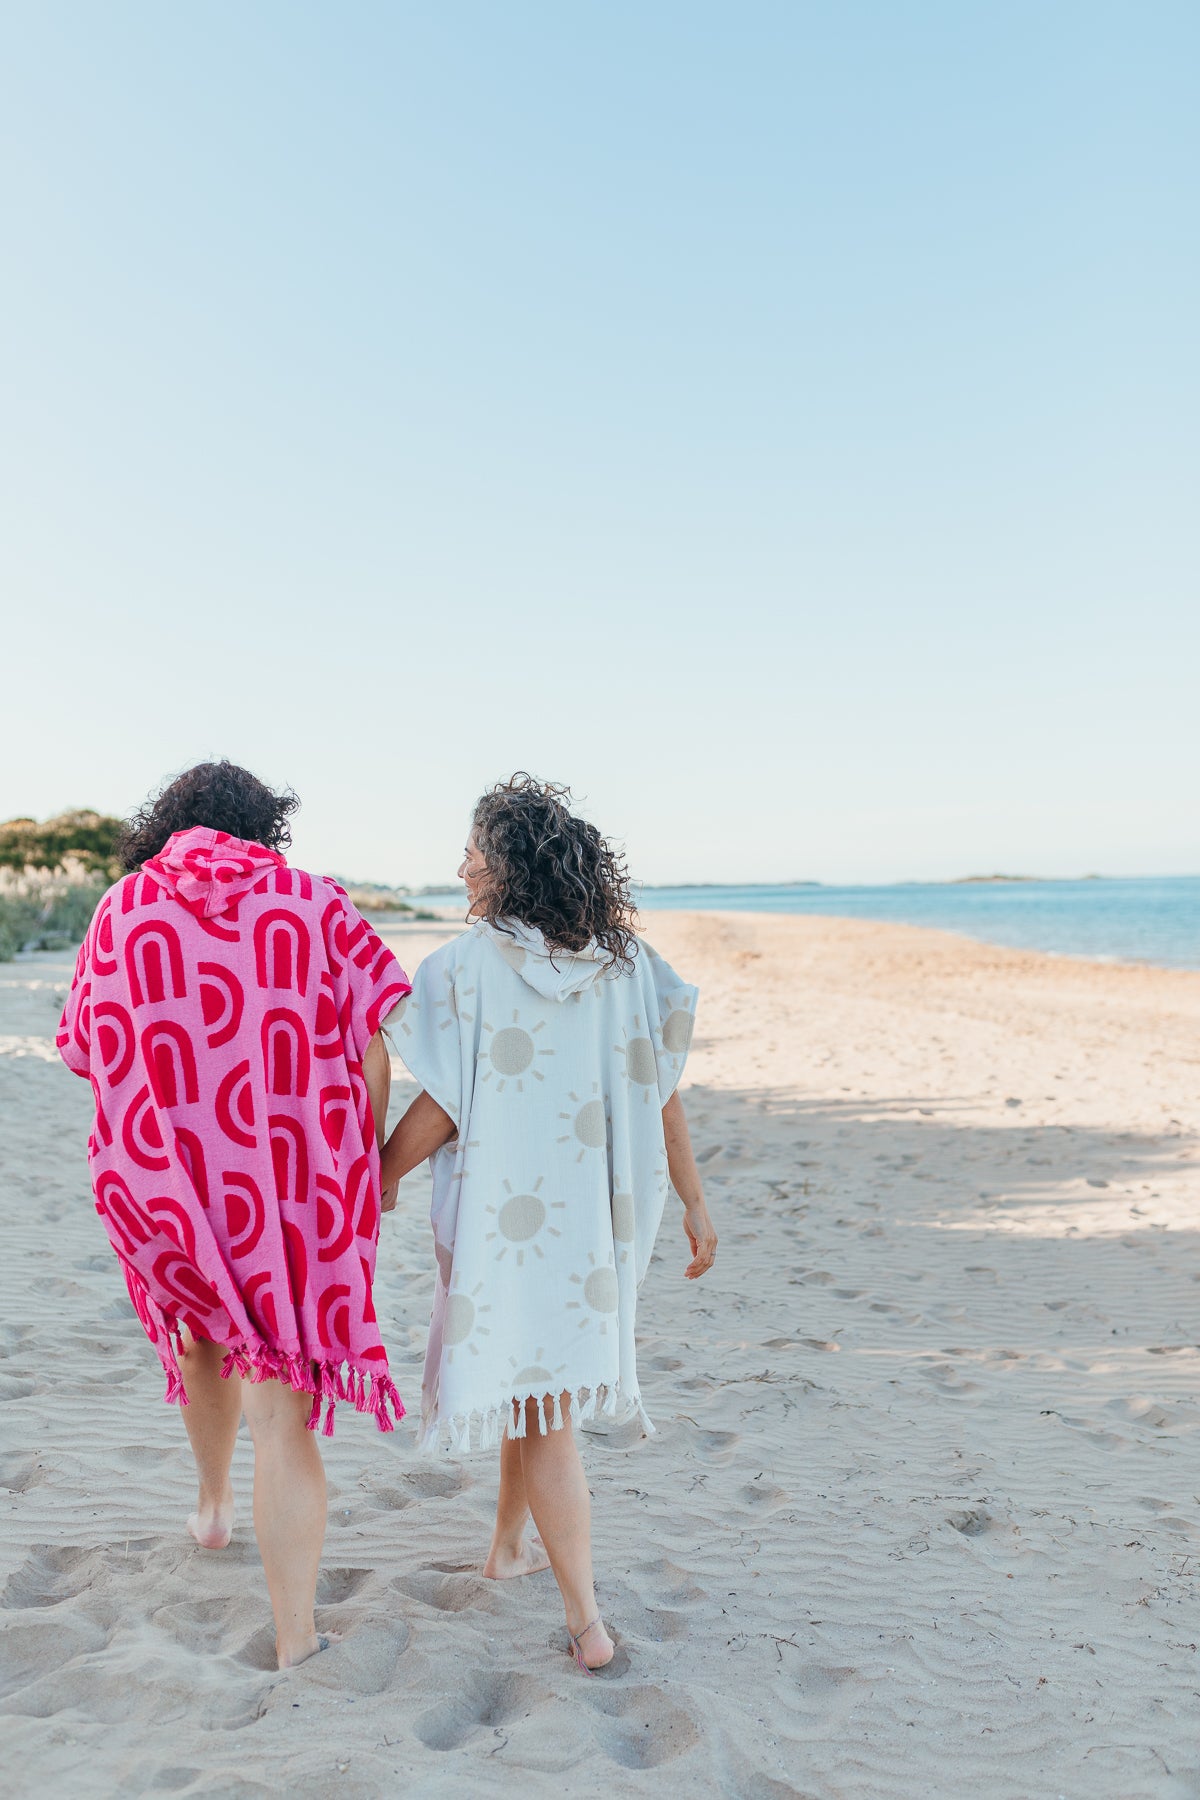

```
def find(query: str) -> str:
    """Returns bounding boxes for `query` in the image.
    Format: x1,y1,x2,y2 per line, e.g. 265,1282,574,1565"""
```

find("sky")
1,2,1196,887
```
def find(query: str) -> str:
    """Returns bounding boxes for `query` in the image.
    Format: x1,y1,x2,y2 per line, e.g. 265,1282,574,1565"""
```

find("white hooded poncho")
394,919,698,1452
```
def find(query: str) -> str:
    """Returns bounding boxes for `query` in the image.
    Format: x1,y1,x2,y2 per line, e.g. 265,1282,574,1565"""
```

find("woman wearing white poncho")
381,775,717,1674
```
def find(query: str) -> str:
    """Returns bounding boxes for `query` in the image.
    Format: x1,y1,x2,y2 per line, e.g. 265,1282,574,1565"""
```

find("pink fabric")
57,828,412,1433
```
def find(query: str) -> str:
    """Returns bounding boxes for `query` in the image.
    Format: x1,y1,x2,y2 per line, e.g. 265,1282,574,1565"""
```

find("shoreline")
368,903,1200,983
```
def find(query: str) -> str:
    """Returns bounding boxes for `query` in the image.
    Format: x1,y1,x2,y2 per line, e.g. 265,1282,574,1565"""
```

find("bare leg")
483,1433,551,1579
241,1379,332,1669
515,1395,614,1668
177,1333,240,1549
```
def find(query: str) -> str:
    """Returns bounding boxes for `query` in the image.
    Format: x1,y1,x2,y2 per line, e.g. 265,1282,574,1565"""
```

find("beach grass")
0,863,106,960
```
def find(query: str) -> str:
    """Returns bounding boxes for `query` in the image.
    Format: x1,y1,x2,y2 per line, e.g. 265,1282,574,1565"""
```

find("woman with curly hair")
381,774,717,1672
57,761,411,1668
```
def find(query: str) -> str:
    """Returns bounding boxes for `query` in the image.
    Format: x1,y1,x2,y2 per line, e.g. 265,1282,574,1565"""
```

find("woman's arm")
379,1089,457,1202
662,1089,718,1279
363,1032,401,1213
363,1031,391,1148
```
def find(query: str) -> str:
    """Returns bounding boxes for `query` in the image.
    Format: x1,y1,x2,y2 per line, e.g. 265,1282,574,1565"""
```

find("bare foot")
277,1629,341,1670
186,1492,235,1549
483,1535,552,1580
569,1615,615,1671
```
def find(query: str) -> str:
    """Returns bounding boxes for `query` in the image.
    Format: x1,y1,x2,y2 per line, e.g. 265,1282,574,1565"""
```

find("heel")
568,1616,603,1676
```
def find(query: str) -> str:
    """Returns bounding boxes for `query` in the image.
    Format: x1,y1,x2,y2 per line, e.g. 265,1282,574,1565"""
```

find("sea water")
413,876,1200,970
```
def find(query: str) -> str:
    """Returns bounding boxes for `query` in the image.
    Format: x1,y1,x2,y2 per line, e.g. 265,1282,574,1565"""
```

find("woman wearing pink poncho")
57,762,411,1668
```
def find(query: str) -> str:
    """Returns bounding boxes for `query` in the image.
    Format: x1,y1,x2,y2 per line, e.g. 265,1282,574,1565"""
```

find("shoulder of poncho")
419,930,478,983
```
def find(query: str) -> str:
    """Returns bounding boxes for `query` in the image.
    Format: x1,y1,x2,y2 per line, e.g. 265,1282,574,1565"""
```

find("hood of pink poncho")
145,827,285,919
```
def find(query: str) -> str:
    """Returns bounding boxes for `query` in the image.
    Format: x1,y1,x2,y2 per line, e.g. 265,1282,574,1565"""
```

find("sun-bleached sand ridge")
1,910,1198,1800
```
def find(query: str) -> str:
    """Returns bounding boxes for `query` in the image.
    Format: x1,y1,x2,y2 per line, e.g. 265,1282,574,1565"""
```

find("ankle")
276,1628,319,1669
565,1599,602,1637
196,1482,234,1513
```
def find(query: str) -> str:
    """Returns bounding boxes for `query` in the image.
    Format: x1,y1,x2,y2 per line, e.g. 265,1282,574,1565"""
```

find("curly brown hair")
471,774,638,971
117,762,299,872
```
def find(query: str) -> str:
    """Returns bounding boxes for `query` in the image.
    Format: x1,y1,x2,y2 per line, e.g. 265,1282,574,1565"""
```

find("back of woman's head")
472,774,637,971
118,761,299,872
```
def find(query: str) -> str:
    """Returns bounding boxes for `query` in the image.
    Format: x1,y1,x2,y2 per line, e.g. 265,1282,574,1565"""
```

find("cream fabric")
394,920,698,1451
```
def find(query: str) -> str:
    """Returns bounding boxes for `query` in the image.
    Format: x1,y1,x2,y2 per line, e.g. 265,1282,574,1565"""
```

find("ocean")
412,875,1200,970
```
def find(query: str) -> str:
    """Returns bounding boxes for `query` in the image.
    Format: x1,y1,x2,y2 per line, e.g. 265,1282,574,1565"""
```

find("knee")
242,1382,314,1444
177,1334,221,1370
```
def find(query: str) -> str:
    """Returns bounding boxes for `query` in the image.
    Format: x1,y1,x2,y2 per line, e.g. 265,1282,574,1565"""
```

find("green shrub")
0,809,123,881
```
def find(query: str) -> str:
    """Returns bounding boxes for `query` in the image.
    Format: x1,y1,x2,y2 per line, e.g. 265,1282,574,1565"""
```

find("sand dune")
2,912,1199,1798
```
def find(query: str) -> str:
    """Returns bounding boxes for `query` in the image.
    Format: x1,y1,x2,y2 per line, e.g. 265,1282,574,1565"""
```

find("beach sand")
2,911,1198,1799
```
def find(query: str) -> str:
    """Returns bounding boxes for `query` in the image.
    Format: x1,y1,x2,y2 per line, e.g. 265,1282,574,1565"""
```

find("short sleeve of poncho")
320,886,412,1058
636,939,698,1104
56,890,111,1076
390,942,464,1125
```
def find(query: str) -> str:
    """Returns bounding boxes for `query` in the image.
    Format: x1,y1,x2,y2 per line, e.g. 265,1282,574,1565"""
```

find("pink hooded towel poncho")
57,827,412,1433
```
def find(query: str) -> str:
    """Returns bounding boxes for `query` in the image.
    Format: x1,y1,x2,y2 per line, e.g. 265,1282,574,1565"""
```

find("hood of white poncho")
480,919,614,1001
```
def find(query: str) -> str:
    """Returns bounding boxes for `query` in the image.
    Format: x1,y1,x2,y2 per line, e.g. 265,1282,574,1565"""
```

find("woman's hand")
381,1181,400,1214
682,1198,717,1279
662,1090,717,1280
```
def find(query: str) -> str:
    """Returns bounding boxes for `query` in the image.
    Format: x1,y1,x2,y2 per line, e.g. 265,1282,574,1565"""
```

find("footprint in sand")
315,1565,374,1604
132,1767,205,1793
0,1453,44,1494
869,1301,922,1323
360,1481,414,1513
414,1669,555,1752
675,1421,740,1465
153,1591,266,1659
1106,1397,1193,1432
945,1507,1003,1539
390,1567,502,1617
1,1541,155,1611
0,1611,110,1700
1042,1412,1129,1451
916,1362,982,1397
630,1557,708,1609
399,1465,468,1502
582,1414,646,1451
583,1683,702,1770
739,1478,790,1509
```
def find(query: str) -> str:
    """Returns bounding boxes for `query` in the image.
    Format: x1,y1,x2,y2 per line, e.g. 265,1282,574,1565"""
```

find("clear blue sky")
2,3,1196,885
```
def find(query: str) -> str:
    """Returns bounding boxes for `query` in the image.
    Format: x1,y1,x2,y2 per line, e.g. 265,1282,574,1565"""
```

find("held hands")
682,1197,717,1279
381,1181,399,1214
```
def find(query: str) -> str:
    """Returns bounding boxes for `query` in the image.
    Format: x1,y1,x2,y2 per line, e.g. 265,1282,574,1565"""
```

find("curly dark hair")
117,761,299,872
471,774,638,971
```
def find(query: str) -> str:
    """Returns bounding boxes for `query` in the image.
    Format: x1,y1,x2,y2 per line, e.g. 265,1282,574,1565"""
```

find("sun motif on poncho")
557,1085,609,1162
442,1278,492,1362
505,1349,567,1392
477,1010,554,1093
610,1182,636,1265
484,1176,566,1266
436,968,475,1030
566,1252,620,1335
614,1015,660,1104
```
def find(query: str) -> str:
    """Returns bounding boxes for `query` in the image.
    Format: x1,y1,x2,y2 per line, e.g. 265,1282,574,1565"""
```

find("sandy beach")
2,909,1199,1800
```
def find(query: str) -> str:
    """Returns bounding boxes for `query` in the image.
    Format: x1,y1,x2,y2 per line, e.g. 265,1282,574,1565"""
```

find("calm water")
414,876,1200,969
